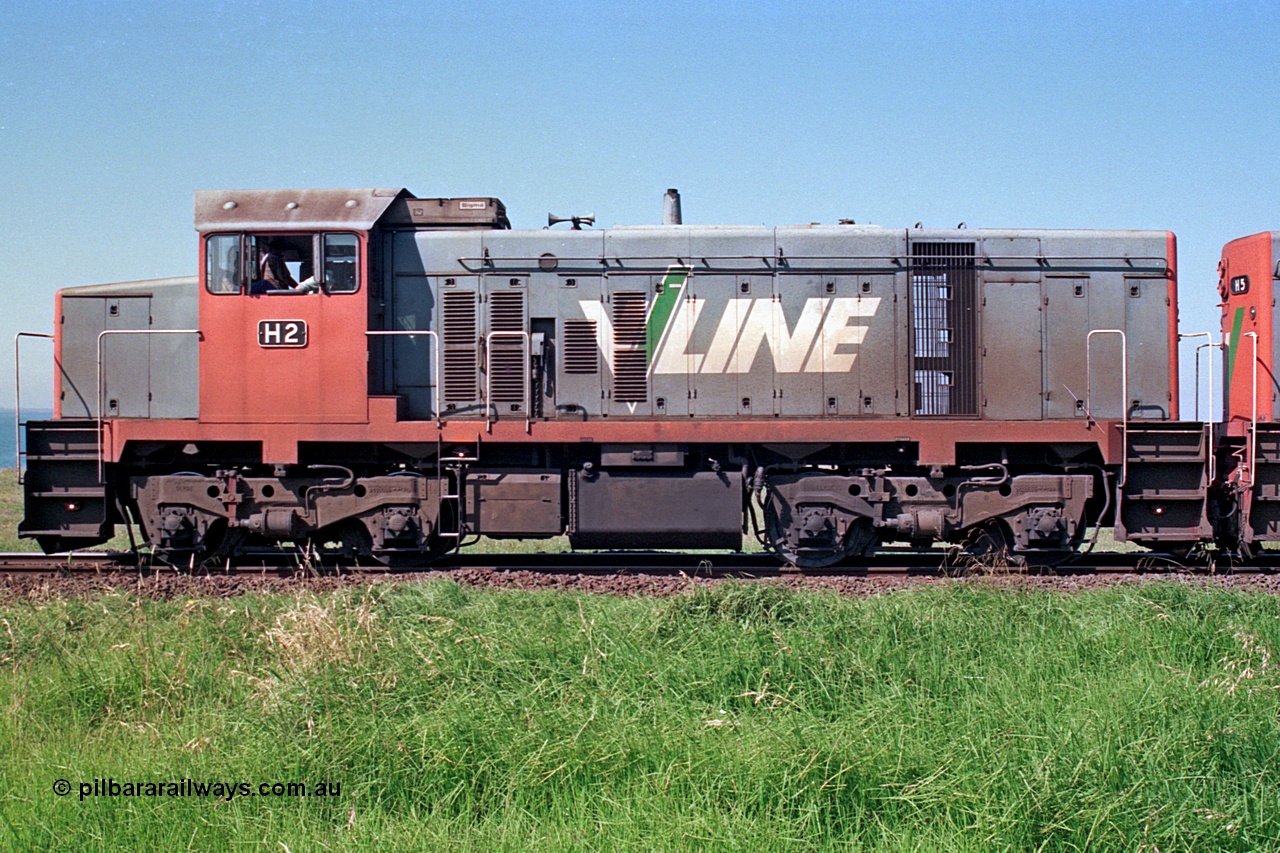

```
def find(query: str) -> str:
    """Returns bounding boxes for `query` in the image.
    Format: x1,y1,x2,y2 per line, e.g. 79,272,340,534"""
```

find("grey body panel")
59,297,107,418
981,282,1043,420
103,297,151,418
773,273,827,416
372,224,1173,424
1043,276,1092,419
388,270,438,421
58,277,199,419
1125,277,1173,418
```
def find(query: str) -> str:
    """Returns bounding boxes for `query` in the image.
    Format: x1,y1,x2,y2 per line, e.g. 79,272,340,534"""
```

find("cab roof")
194,188,409,232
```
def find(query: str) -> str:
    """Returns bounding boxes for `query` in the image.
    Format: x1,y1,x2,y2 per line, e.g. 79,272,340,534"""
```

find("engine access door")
980,281,1043,420
59,295,152,418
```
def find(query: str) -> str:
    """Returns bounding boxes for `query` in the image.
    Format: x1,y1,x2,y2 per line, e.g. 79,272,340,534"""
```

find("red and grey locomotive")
20,187,1234,566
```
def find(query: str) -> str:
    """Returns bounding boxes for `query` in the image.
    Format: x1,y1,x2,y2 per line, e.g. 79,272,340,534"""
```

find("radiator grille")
441,291,478,404
611,291,648,403
909,242,977,416
488,290,527,406
563,319,599,374
489,290,525,332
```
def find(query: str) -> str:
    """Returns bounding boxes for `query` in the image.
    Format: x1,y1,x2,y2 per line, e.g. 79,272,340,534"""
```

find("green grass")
0,470,28,552
2,581,1279,851
1,466,1276,849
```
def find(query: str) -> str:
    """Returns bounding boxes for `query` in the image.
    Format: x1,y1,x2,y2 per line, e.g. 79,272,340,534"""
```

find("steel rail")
0,550,1274,577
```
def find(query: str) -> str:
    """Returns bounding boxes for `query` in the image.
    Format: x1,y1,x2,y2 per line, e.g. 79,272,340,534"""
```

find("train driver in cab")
251,239,297,294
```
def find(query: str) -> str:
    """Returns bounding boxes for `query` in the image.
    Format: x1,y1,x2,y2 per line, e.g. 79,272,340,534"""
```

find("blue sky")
2,0,1277,411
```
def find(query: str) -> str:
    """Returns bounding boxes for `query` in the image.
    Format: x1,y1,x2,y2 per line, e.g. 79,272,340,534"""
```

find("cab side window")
253,235,312,294
323,234,359,293
206,234,243,294
205,232,360,295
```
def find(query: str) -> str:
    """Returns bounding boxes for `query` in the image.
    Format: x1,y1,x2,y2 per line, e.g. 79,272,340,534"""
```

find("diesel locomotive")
16,187,1257,566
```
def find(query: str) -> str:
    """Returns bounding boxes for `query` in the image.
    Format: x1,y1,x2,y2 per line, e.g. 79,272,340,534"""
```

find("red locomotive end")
1219,232,1279,430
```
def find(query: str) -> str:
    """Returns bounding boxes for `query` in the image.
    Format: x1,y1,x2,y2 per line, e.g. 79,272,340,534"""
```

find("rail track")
0,548,1275,578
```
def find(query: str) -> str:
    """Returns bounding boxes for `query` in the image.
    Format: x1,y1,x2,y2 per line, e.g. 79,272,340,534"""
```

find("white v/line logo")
579,295,881,376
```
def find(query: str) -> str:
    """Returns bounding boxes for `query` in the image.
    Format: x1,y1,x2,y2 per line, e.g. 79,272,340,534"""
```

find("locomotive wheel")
945,521,1023,575
307,514,453,568
324,521,439,570
763,495,876,569
309,521,373,563
151,521,237,569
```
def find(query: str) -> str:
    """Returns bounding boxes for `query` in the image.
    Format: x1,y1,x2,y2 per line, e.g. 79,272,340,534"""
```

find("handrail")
1244,331,1259,488
1180,331,1221,484
1178,332,1213,421
1193,341,1225,423
14,332,54,483
454,253,1172,275
1087,329,1128,486
1200,341,1224,484
483,331,530,432
365,330,441,423
97,329,202,480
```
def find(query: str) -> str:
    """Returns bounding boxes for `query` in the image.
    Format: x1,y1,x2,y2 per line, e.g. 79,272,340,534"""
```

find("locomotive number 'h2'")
258,319,308,348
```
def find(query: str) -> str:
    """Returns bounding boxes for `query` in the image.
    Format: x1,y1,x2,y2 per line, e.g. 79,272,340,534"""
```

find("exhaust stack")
663,188,682,225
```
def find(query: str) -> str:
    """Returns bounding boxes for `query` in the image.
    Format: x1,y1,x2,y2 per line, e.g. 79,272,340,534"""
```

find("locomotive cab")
197,190,381,427
195,188,510,435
